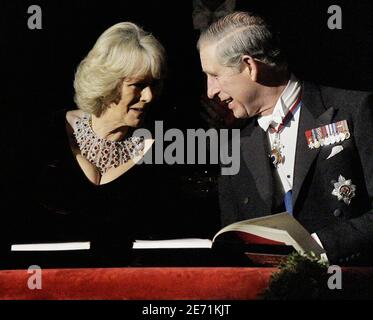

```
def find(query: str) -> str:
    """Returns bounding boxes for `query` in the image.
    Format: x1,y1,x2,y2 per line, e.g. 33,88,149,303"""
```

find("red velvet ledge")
1,267,373,300
0,267,275,300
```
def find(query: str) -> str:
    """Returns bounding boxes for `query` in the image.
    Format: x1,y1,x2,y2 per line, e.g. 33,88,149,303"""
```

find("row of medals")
306,120,350,149
270,120,350,167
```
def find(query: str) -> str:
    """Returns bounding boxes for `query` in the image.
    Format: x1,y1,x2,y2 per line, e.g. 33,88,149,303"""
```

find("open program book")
133,212,326,261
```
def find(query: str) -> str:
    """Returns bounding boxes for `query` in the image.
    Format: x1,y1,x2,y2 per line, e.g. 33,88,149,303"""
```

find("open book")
133,212,325,263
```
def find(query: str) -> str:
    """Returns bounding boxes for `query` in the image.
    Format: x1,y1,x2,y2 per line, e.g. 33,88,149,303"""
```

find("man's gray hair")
197,11,287,71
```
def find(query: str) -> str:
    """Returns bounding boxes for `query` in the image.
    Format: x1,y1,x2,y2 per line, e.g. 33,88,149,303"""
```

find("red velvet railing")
1,267,373,300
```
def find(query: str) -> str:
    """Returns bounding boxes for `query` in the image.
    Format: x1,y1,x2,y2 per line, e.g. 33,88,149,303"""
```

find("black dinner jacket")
218,82,373,265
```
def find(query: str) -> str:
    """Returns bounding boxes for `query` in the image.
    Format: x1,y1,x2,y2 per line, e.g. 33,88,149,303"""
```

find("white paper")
132,238,212,249
11,242,91,252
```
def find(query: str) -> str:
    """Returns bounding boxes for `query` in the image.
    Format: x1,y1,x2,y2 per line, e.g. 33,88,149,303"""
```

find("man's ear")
241,55,259,82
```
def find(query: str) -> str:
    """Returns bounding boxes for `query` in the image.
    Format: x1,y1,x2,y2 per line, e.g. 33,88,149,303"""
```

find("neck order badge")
269,92,302,168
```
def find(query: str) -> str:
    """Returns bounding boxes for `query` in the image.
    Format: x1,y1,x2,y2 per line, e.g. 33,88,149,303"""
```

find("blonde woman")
13,22,178,258
69,22,165,185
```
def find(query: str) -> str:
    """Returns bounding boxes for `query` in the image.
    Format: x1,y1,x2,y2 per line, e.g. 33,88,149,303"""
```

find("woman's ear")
241,55,258,82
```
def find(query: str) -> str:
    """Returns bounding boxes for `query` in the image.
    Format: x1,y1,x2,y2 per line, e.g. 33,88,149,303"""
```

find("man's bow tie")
269,110,285,129
260,107,286,132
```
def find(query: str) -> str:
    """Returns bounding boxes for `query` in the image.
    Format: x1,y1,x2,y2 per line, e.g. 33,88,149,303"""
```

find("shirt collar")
257,74,302,132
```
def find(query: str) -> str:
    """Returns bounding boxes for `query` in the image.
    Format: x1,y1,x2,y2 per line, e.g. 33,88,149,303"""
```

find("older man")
198,11,373,265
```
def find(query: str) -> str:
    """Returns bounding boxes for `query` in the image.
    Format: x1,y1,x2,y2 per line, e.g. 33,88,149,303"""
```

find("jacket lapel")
241,120,273,213
292,82,336,209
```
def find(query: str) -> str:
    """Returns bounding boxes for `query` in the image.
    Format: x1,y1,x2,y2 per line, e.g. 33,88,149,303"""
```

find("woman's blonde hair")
74,22,166,116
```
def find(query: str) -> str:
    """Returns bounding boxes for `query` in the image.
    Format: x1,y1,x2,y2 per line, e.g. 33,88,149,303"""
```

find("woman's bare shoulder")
65,109,85,128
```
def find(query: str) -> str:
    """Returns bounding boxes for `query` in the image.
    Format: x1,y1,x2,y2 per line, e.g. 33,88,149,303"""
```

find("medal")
316,127,324,146
341,120,351,140
333,123,341,142
305,130,314,149
336,121,345,141
328,124,336,144
331,175,356,205
270,147,283,168
268,90,302,168
269,133,284,168
322,125,330,145
306,120,351,149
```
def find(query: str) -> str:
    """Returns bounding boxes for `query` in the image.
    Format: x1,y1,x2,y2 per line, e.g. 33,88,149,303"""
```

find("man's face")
199,43,260,119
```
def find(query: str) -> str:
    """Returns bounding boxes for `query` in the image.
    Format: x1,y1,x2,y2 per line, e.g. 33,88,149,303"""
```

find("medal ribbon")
268,90,302,213
269,90,303,134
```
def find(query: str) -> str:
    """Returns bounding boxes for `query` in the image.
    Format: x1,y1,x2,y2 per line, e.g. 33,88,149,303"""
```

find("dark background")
1,0,373,239
2,0,373,124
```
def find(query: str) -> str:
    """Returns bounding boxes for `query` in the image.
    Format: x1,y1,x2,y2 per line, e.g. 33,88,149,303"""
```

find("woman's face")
110,75,156,127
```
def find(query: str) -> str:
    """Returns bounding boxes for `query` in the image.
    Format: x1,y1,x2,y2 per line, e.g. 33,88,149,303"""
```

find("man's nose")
207,76,220,99
141,86,154,103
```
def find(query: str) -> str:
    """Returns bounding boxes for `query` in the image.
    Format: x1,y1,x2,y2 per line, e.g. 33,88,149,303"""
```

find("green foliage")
261,252,333,300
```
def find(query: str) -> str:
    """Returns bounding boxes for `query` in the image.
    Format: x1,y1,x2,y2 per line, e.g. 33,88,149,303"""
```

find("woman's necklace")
73,113,144,175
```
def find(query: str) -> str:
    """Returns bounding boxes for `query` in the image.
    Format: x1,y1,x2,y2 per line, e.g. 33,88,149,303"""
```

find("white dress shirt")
257,76,328,261
257,74,302,194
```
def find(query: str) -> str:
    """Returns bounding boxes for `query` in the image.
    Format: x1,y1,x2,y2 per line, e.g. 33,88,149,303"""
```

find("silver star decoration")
332,175,356,205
